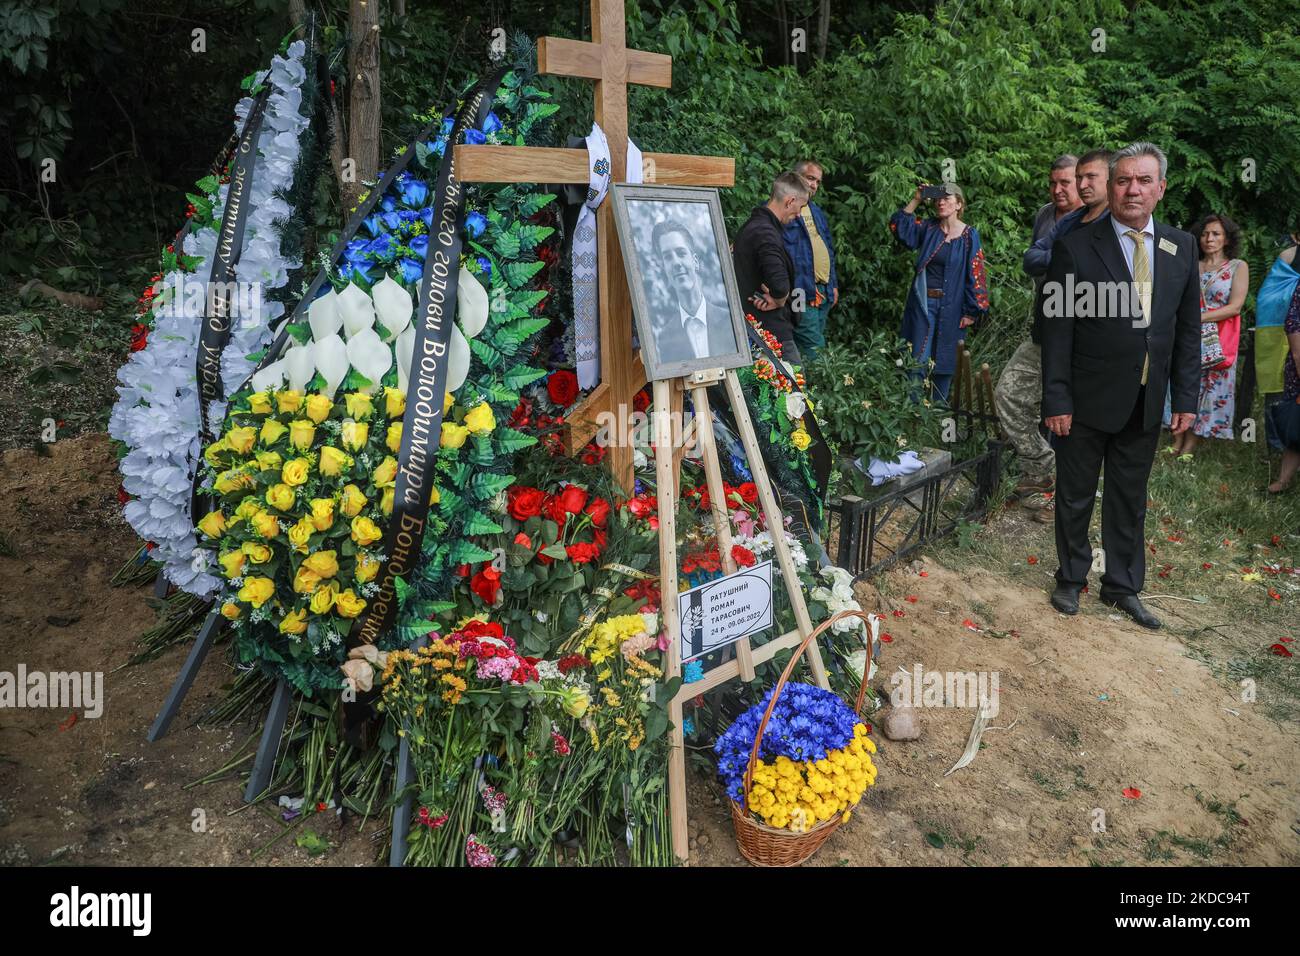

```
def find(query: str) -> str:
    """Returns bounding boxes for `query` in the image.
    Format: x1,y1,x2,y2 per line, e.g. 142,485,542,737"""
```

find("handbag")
1199,264,1239,370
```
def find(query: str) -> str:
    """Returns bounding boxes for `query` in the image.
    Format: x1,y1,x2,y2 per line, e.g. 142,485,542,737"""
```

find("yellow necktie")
1125,229,1151,385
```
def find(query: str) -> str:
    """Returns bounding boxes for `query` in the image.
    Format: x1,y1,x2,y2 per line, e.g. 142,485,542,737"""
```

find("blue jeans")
792,282,831,362
913,296,953,402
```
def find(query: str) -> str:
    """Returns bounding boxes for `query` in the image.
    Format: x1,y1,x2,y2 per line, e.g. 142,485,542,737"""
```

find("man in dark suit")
650,219,737,364
1039,142,1200,629
733,171,809,362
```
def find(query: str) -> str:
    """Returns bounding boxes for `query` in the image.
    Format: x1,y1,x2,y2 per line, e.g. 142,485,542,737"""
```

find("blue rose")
464,127,486,146
475,256,492,278
400,177,428,207
381,211,402,231
398,257,423,284
380,195,397,213
340,261,374,284
343,237,370,263
441,116,455,135
465,210,487,239
361,213,383,238
482,111,502,134
365,233,396,258
419,207,434,230
408,234,429,259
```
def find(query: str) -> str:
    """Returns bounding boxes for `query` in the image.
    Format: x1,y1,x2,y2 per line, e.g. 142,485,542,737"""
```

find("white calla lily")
337,282,376,339
396,326,416,394
308,288,343,342
446,325,471,393
372,274,413,340
457,266,489,338
313,334,349,398
284,342,316,392
346,327,392,393
251,358,287,394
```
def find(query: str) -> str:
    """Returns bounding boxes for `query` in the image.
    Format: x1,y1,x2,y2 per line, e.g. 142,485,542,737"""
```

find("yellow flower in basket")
309,581,339,614
464,402,495,435
203,437,229,468
196,509,227,539
241,541,272,564
277,390,304,414
265,483,296,512
288,516,314,552
309,498,335,532
221,602,242,620
247,391,273,415
319,445,350,477
293,565,322,594
372,456,397,489
305,394,333,424
340,484,367,518
260,419,288,446
344,392,374,420
302,550,339,579
440,422,469,449
355,552,380,583
791,427,812,451
218,550,246,579
214,468,253,495
341,420,369,452
386,422,402,454
351,516,382,547
381,486,394,516
288,419,316,451
280,607,308,635
255,450,283,473
282,458,311,487
384,386,406,418
334,588,367,618
251,512,280,539
226,426,257,455
238,576,275,608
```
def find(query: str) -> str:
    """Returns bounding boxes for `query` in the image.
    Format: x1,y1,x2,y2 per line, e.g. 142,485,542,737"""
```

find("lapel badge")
1158,237,1178,256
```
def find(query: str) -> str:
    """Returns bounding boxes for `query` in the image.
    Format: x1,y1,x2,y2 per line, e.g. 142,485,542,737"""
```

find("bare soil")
2,434,1297,867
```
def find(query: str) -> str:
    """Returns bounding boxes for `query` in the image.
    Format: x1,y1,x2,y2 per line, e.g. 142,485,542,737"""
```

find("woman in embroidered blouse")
889,183,989,402
1266,281,1300,492
1166,214,1249,456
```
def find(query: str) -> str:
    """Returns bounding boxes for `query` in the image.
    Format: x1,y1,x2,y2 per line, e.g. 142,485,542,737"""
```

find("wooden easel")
653,367,829,865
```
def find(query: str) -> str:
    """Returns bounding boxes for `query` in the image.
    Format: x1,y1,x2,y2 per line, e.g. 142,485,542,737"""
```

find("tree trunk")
344,0,382,213
392,0,406,16
816,0,830,60
777,0,789,67
287,0,306,29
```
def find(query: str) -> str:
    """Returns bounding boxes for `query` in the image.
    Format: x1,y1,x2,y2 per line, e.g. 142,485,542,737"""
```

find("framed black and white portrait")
610,184,749,381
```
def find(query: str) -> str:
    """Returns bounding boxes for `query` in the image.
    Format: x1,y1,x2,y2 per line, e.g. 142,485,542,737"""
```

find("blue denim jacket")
782,201,839,298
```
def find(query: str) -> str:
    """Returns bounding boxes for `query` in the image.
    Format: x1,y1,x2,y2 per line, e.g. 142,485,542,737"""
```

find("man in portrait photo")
649,217,737,364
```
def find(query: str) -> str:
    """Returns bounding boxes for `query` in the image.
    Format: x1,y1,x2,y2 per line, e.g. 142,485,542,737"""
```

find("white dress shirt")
679,297,709,358
1111,213,1155,284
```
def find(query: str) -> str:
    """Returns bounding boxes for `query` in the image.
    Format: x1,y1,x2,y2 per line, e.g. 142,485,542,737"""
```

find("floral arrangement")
715,683,878,831
110,39,320,596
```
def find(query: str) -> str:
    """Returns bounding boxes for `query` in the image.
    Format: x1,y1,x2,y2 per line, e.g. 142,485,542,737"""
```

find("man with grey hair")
994,154,1083,521
734,170,810,360
783,159,840,362
1039,142,1200,629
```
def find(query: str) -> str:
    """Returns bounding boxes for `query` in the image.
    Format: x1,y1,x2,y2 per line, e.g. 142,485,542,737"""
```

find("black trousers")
1053,386,1161,597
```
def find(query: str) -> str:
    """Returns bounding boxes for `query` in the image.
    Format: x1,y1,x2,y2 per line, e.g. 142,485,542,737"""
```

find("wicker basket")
729,608,875,867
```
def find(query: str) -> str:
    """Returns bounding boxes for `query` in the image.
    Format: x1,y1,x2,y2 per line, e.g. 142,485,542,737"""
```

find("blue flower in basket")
476,256,492,278
340,261,374,285
399,175,429,208
380,195,398,214
361,213,383,238
365,233,397,259
684,660,704,683
464,127,487,146
441,116,455,136
419,207,435,230
482,111,503,134
465,210,488,239
398,257,424,284
407,234,429,260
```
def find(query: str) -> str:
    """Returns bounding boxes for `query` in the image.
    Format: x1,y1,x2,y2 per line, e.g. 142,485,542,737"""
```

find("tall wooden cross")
456,0,735,492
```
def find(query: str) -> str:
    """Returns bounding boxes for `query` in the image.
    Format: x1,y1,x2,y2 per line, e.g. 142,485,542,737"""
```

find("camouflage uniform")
994,339,1054,481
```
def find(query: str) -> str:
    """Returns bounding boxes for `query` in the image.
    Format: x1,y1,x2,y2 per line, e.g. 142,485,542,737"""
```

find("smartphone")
920,184,947,201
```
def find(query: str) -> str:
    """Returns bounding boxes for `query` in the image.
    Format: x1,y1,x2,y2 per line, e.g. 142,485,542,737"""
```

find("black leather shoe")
1050,584,1081,615
1102,594,1161,630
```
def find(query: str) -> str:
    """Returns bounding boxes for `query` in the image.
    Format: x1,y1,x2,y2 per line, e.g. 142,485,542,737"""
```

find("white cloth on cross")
573,123,643,390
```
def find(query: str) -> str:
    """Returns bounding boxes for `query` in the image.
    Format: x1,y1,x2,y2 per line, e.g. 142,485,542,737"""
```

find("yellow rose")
340,484,367,518
309,581,339,614
266,483,296,512
282,458,311,487
341,420,370,452
381,486,394,515
443,391,454,415
241,541,272,564
196,509,227,539
429,485,441,505
791,428,812,451
277,390,304,414
351,515,382,547
247,391,273,415
309,497,335,532
214,468,253,495
260,418,288,446
280,607,308,635
225,426,257,455
305,394,333,424
384,386,406,418
203,438,229,467
220,602,242,620
344,392,374,420
319,445,350,477
293,565,322,594
386,421,402,453
218,550,246,579
288,419,316,451
254,450,283,472
334,588,367,619
234,497,263,520
355,552,380,583
372,455,397,489
302,550,339,579
440,422,469,449
464,402,495,435
251,512,281,539
238,576,275,608
288,516,314,553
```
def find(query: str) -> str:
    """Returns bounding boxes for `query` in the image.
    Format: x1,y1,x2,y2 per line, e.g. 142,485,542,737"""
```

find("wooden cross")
456,0,735,492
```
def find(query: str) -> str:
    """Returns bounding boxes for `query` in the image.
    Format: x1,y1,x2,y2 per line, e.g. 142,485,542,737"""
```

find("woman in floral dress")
1166,214,1249,455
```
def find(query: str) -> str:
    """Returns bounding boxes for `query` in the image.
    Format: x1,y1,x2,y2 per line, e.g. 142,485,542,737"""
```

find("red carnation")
731,544,757,568
584,496,611,528
737,482,759,504
461,620,504,639
470,566,502,605
557,654,590,674
558,484,589,516
547,369,579,407
566,542,601,564
507,485,546,521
